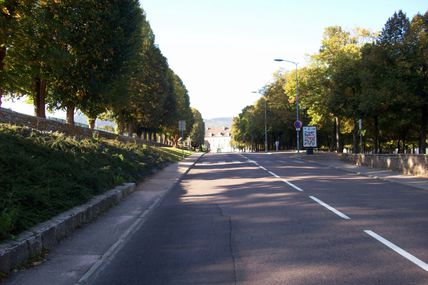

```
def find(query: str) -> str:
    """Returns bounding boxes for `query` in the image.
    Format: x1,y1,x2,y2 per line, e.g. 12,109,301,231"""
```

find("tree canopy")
0,0,195,143
232,10,428,154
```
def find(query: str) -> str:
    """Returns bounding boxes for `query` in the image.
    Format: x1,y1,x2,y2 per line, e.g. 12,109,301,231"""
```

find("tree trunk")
0,46,6,108
331,119,336,151
352,119,358,153
136,127,143,138
66,103,75,125
117,121,125,135
88,117,96,130
127,122,135,137
374,116,379,154
33,78,46,118
172,134,179,147
116,114,126,135
419,105,428,154
335,117,343,153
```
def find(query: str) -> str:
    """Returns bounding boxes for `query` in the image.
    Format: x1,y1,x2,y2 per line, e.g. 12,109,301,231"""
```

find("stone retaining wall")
341,153,428,177
0,183,136,274
0,107,162,146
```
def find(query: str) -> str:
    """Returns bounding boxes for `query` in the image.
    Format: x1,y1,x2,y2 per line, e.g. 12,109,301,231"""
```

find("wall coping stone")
341,153,428,177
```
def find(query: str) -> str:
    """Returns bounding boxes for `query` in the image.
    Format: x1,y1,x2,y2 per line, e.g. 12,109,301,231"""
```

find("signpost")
358,119,363,153
303,126,317,155
294,120,302,152
178,120,186,158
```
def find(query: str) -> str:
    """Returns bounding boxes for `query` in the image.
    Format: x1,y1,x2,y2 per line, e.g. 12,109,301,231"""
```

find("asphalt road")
93,152,428,285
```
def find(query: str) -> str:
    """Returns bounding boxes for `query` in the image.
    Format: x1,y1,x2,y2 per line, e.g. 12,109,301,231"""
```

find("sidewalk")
299,153,428,191
2,153,204,285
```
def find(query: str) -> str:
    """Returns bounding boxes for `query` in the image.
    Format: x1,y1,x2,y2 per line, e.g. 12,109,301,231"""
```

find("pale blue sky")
4,1,426,121
141,0,426,119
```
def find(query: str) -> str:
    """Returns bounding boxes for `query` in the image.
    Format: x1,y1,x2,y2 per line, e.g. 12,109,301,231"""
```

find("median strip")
364,230,428,272
309,196,351,220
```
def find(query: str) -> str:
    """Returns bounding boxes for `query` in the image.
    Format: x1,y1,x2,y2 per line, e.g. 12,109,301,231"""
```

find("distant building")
205,126,232,152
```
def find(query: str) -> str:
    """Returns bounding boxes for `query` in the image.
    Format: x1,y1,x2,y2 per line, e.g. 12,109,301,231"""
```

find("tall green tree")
0,0,27,106
131,44,171,137
189,108,205,150
405,11,428,153
231,105,256,150
49,0,143,128
161,70,193,145
5,0,67,117
360,11,412,153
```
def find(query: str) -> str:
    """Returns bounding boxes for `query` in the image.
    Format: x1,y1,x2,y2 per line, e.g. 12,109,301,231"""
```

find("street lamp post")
274,58,300,153
252,91,268,152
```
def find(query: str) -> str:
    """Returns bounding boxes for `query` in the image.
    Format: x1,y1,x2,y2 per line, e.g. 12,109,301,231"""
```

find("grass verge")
0,123,192,242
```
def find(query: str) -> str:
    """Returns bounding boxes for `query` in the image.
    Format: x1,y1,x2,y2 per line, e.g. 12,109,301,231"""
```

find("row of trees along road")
232,10,428,154
0,0,205,146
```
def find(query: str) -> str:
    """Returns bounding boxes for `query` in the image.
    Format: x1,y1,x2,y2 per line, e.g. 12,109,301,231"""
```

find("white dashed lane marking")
309,196,351,220
240,156,428,273
281,179,304,192
364,230,428,272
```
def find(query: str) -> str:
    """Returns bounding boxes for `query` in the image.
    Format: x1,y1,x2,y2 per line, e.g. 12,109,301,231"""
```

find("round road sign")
294,120,302,129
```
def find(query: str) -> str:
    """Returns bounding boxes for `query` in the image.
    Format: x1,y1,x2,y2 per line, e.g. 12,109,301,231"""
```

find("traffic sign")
294,120,302,130
178,120,186,131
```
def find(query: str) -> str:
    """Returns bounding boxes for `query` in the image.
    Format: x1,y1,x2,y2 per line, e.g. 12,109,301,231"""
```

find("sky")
141,0,426,119
3,1,425,121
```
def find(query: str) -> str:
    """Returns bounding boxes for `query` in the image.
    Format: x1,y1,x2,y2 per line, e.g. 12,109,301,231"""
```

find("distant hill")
204,117,233,129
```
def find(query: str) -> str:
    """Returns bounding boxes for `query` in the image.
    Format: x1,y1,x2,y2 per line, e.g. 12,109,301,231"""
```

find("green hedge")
0,124,191,241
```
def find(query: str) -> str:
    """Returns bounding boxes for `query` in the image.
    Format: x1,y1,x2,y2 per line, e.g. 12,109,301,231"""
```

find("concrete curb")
0,183,136,274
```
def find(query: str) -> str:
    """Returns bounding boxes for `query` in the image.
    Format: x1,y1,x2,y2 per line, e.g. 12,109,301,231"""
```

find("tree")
405,11,428,153
48,0,143,128
0,0,27,107
231,105,256,151
360,11,413,153
312,26,357,152
111,11,159,136
189,108,205,150
310,26,376,152
5,0,68,117
130,46,174,139
162,70,193,146
293,66,336,150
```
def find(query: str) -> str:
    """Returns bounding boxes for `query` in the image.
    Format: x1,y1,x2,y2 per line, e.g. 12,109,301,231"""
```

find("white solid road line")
309,196,351,220
259,166,267,171
364,230,428,272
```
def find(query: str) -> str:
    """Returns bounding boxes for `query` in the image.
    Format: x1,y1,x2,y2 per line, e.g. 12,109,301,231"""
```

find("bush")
0,124,188,241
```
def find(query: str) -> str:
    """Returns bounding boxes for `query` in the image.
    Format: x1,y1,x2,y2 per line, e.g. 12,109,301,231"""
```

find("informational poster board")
303,126,317,148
